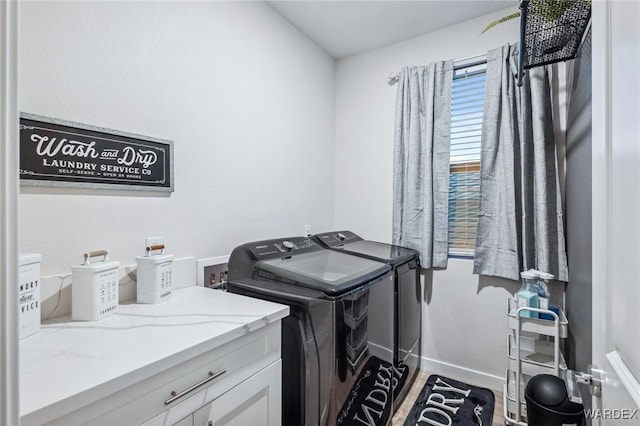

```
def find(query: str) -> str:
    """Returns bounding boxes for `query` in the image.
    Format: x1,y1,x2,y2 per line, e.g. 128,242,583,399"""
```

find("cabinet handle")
164,369,227,405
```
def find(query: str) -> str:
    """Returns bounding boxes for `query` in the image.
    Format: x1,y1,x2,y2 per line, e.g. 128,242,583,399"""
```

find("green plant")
481,0,585,34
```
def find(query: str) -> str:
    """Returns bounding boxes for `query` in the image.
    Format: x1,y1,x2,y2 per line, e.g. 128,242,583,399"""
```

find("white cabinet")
192,359,281,426
139,324,282,426
504,299,568,426
20,288,288,426
172,415,194,426
26,321,282,426
170,359,281,426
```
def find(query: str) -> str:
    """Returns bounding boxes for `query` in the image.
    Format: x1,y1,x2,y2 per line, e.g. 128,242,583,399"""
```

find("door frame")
0,1,21,425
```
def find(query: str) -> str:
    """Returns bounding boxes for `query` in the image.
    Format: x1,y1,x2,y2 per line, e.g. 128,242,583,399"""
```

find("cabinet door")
193,360,281,426
172,414,193,426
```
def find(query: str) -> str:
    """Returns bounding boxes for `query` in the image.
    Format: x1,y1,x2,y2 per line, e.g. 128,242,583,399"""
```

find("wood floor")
391,369,505,426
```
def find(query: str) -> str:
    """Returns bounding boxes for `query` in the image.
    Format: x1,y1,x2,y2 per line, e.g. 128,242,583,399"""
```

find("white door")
591,0,640,423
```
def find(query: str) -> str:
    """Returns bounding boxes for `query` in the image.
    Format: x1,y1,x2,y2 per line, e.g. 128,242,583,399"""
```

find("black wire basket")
522,0,591,69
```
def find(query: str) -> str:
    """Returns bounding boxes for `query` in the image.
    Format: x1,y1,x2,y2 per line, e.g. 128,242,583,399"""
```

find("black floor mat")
337,356,409,426
403,375,495,426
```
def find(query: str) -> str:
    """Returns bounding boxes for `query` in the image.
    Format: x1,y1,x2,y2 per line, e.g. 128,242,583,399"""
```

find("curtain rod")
387,43,518,86
387,52,487,86
454,51,487,64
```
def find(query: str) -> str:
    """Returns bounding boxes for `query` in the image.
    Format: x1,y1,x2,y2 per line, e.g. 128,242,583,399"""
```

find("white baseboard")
414,355,505,392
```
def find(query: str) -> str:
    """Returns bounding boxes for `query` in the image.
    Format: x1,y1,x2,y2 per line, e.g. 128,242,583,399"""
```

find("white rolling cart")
504,299,569,425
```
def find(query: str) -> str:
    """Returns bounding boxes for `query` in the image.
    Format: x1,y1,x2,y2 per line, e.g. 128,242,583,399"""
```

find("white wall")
334,8,523,390
19,2,336,312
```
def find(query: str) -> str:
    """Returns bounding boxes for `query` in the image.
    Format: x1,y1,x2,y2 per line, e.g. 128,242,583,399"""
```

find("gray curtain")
473,45,568,282
392,62,453,268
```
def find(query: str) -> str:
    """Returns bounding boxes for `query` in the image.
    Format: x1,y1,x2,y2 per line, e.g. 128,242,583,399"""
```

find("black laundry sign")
19,114,173,192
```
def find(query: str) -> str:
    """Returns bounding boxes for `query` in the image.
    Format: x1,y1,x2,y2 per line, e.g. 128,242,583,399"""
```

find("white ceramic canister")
19,253,42,339
136,244,173,304
71,250,120,321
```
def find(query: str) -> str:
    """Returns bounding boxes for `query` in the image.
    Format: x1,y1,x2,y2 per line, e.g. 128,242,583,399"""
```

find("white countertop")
20,286,288,420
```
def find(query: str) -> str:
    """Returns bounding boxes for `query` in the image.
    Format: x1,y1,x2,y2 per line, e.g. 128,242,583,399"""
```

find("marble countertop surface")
20,286,288,420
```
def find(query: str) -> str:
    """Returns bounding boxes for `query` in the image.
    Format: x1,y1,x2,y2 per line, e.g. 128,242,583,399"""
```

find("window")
448,61,486,257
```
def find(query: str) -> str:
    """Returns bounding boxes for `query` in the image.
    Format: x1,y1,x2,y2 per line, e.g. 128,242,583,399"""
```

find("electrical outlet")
197,256,230,286
304,225,311,236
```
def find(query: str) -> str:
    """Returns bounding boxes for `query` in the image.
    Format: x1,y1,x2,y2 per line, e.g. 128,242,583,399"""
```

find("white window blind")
448,61,486,256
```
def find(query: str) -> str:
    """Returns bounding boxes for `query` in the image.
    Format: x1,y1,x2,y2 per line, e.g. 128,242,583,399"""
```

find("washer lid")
339,240,419,266
258,250,390,296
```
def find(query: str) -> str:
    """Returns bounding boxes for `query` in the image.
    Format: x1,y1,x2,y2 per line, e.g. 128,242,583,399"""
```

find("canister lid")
72,260,120,272
520,269,538,279
136,254,174,264
20,253,42,265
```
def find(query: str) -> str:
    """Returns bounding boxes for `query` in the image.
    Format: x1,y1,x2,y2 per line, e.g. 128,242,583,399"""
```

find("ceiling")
266,1,515,59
